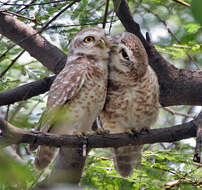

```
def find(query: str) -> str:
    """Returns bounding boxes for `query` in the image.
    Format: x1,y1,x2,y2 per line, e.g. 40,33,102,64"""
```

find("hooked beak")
97,39,107,49
106,35,118,50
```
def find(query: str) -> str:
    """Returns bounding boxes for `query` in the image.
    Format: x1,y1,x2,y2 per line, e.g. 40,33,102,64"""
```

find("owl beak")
97,39,107,49
106,35,118,50
109,44,118,50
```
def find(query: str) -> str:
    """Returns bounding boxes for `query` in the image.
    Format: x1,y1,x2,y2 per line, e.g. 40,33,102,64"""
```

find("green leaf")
0,151,34,190
191,0,202,25
184,23,201,33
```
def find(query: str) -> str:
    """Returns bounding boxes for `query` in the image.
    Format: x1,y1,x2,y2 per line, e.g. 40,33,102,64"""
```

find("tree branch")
0,12,67,74
0,117,197,149
0,76,55,106
172,0,190,7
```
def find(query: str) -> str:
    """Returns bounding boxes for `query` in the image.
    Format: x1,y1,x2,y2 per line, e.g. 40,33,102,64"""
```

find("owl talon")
73,131,86,137
104,129,110,134
125,129,134,135
95,129,110,135
140,128,150,135
125,129,138,137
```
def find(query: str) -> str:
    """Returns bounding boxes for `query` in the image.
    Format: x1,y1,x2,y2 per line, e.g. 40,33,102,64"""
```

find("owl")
99,32,159,177
34,27,110,171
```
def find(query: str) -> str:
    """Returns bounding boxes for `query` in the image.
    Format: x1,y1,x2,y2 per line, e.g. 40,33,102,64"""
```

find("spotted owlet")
34,27,110,171
99,32,159,177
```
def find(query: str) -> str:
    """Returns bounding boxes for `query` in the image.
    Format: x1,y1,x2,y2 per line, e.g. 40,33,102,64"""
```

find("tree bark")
0,118,197,148
0,76,55,106
0,12,66,74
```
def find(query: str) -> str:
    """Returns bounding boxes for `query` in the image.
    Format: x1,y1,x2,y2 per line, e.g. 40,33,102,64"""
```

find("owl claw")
95,129,110,135
128,129,133,135
125,129,138,137
73,131,86,137
125,129,134,135
140,128,150,135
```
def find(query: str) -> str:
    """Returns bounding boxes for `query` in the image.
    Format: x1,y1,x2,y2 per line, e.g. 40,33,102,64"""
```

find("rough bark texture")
0,76,55,106
0,118,197,148
0,12,67,74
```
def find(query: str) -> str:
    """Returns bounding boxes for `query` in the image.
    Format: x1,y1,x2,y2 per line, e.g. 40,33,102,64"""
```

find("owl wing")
41,61,87,133
35,61,87,170
47,64,86,108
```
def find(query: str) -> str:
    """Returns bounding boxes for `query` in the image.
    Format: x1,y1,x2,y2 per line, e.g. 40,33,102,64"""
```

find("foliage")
0,0,201,189
81,147,201,190
191,0,202,26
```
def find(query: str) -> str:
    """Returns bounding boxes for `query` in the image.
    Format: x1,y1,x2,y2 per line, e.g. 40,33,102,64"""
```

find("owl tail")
112,145,143,177
48,147,91,184
34,145,57,170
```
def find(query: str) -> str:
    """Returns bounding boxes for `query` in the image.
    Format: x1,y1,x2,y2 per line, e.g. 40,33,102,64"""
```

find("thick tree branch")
0,117,197,149
0,76,55,106
0,12,67,74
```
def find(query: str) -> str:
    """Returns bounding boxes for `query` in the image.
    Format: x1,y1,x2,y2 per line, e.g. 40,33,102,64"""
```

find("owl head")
68,27,110,58
108,32,148,83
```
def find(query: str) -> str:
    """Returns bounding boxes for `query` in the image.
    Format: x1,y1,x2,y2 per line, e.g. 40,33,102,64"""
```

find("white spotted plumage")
34,27,110,170
99,32,159,177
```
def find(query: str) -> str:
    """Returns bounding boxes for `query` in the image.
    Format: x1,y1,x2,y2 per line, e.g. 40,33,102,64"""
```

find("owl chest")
130,87,158,127
72,68,107,116
107,83,158,129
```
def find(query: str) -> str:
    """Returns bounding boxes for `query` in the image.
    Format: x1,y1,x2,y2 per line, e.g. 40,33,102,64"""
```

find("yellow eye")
121,49,129,60
84,36,95,43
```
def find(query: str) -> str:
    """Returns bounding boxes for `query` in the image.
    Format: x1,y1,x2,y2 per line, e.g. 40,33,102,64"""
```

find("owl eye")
121,49,129,60
84,36,95,43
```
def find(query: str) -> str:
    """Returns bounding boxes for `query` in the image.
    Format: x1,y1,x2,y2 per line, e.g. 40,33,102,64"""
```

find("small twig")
9,101,27,121
1,0,80,53
88,155,112,161
190,162,202,167
108,10,115,34
16,0,37,13
154,165,201,187
0,50,25,78
183,106,196,123
172,0,190,7
0,10,37,23
159,143,167,150
102,0,110,29
142,5,200,70
0,44,16,61
165,180,180,187
0,0,67,6
47,20,118,30
39,0,81,34
163,107,195,118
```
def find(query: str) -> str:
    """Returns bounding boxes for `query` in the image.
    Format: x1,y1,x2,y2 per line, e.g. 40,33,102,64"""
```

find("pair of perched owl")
34,27,159,178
